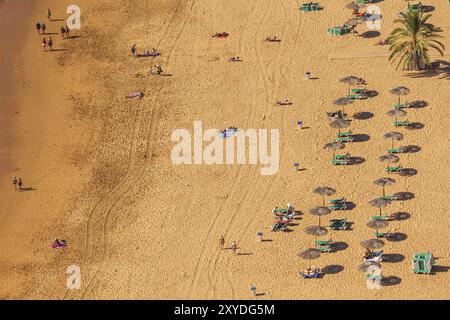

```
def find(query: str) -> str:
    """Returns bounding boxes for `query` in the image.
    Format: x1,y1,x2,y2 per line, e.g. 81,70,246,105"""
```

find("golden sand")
0,0,449,299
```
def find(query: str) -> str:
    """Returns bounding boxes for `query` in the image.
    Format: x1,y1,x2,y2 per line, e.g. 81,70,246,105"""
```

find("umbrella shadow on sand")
360,31,381,39
393,192,415,201
331,242,349,252
406,122,425,130
321,265,344,275
386,233,407,242
402,145,421,153
399,168,418,177
409,100,428,109
391,212,411,221
347,157,365,165
353,112,374,120
382,253,405,263
381,276,402,286
351,134,370,143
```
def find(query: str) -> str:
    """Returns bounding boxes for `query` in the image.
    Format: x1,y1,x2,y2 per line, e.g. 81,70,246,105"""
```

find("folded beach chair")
271,221,289,232
330,159,349,165
328,197,345,204
412,252,435,274
336,131,352,138
386,165,403,174
329,219,348,230
373,230,392,238
393,120,410,127
315,239,333,253
387,147,404,154
334,153,350,160
335,136,354,143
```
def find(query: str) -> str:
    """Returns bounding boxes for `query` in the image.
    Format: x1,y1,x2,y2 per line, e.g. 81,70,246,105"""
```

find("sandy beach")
0,0,449,300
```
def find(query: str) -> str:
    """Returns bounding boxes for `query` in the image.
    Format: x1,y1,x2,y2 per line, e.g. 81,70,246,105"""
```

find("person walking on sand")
65,25,71,38
219,235,225,250
42,37,47,51
36,22,41,34
60,26,66,39
47,8,52,21
18,178,23,191
48,37,53,51
41,23,46,35
231,241,237,255
131,44,137,57
12,176,18,191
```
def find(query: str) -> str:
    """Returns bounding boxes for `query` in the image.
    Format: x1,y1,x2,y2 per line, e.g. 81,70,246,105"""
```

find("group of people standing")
12,177,23,192
36,8,71,52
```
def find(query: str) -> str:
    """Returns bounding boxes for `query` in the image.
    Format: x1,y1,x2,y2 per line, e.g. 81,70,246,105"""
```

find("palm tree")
387,10,445,70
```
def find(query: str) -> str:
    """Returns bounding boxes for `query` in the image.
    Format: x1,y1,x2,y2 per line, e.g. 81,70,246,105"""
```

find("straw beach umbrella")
390,86,410,104
379,154,400,164
373,177,396,196
383,132,404,149
324,142,345,159
345,18,364,27
360,238,385,250
369,198,391,216
309,206,332,227
358,261,381,272
313,186,336,206
305,226,329,236
386,109,407,123
330,119,351,135
346,2,366,10
297,248,321,269
333,97,354,114
340,76,362,95
367,220,389,238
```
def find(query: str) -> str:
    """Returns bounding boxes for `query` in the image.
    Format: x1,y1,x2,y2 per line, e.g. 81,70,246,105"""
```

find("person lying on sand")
212,32,229,38
374,39,390,46
228,57,242,62
276,99,293,106
264,36,280,42
363,248,373,259
52,239,67,248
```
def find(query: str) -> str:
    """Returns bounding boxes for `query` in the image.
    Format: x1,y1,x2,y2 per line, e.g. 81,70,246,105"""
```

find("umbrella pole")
383,186,385,197
323,195,325,206
392,138,394,149
319,216,321,227
380,207,382,216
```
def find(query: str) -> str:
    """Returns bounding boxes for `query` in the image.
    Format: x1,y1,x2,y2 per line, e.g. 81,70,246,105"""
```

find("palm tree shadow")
406,60,450,80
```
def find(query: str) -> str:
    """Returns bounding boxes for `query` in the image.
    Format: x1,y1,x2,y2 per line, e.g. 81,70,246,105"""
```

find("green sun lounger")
380,195,399,201
334,153,350,160
387,148,404,154
373,231,391,238
331,159,349,165
328,26,351,36
412,252,435,274
393,120,410,127
394,103,410,109
336,136,354,143
336,131,352,138
329,202,347,210
329,219,348,230
351,88,366,94
315,239,333,252
329,198,345,204
346,94,365,100
370,215,390,221
386,165,403,174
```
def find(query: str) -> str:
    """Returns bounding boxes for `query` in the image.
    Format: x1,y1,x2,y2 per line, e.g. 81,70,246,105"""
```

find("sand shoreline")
0,0,35,184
